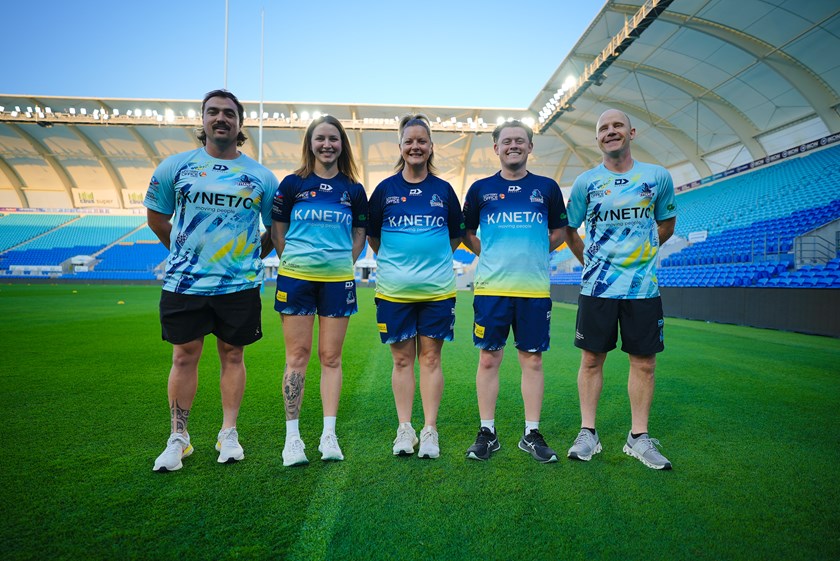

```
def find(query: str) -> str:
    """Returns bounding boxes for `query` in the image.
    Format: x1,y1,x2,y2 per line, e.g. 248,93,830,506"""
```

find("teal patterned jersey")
567,161,677,299
144,148,278,295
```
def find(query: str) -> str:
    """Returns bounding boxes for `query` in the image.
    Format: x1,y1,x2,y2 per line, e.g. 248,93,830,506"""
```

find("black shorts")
574,294,664,355
159,288,263,346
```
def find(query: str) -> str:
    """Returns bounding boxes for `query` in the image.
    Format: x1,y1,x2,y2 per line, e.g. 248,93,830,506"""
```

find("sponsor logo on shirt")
340,191,352,206
640,182,654,199
213,164,229,171
430,194,444,208
529,189,544,203
385,196,401,205
508,186,521,192
482,193,499,202
409,188,422,196
319,183,333,192
236,174,253,187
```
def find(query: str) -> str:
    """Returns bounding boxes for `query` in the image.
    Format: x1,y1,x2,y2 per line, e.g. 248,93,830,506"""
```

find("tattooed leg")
170,399,190,434
283,365,305,421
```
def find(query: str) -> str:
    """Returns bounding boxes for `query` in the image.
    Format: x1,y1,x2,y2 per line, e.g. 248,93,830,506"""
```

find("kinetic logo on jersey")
293,208,352,225
178,190,256,209
319,183,333,192
340,191,352,206
429,194,444,208
386,215,445,228
485,211,544,225
508,186,521,193
409,189,422,196
592,206,653,222
482,193,499,202
529,189,544,203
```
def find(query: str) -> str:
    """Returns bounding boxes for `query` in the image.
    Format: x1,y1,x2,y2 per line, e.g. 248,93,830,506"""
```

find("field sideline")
1,283,838,561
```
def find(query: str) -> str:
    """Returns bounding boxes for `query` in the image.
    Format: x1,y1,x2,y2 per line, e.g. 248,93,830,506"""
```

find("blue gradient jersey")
272,172,368,281
368,173,465,302
567,161,677,299
464,172,568,298
143,147,277,295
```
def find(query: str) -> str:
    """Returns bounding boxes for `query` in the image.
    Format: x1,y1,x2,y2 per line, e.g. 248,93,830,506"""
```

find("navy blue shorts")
574,294,664,355
472,295,551,353
275,275,358,317
374,297,456,345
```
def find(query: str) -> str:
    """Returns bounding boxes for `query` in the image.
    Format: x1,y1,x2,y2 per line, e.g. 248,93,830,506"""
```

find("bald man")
563,109,677,470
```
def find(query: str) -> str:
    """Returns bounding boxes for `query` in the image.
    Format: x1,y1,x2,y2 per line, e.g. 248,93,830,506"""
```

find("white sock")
480,419,495,432
323,416,336,436
286,419,300,442
399,421,413,431
525,420,539,435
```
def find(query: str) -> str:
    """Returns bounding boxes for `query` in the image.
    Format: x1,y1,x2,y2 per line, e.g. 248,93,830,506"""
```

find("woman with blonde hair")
367,115,464,459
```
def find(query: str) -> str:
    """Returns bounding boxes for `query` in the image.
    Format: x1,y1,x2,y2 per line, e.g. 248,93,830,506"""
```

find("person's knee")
478,350,502,371
218,342,244,366
580,350,606,373
630,354,656,377
318,348,342,370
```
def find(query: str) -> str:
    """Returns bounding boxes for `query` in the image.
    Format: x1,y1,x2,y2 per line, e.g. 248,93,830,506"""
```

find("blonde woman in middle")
366,114,465,459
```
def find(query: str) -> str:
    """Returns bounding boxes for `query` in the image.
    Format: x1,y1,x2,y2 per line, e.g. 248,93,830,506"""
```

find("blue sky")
3,0,603,107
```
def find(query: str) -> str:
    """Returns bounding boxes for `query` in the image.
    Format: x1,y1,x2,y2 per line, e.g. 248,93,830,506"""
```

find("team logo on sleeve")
429,194,444,208
340,191,352,206
529,189,544,203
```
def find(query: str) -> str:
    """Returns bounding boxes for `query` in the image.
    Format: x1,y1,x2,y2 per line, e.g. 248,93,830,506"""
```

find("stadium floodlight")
69,107,76,115
164,109,175,123
300,111,310,121
0,106,4,113
134,109,141,117
145,109,152,117
313,111,321,119
563,76,577,91
496,116,505,125
187,109,196,119
80,108,87,115
272,112,279,119
111,108,118,116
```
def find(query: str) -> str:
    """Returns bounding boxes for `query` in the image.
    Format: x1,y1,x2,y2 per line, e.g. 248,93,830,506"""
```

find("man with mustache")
145,89,278,472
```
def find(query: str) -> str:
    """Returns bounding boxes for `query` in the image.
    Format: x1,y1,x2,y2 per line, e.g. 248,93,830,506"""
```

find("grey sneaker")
567,428,602,461
623,432,672,470
418,426,440,459
153,432,193,472
392,425,419,456
283,436,309,467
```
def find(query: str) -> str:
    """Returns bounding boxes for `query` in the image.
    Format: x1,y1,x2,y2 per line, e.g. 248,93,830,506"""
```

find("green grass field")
1,283,839,560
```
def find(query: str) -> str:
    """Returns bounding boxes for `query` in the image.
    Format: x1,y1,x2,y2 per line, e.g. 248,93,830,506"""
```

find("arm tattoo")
170,399,190,434
283,366,305,420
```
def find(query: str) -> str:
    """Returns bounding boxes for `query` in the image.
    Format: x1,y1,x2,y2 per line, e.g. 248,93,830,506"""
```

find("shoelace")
394,429,414,445
222,430,237,443
476,428,492,445
421,430,437,444
528,430,548,447
637,437,662,455
573,431,593,446
322,434,339,449
288,438,305,452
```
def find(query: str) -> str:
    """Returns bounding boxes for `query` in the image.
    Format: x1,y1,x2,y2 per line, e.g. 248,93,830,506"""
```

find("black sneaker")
518,429,558,463
466,427,500,461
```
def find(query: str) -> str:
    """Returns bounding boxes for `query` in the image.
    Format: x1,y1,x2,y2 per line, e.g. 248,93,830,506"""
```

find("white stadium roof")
0,0,838,210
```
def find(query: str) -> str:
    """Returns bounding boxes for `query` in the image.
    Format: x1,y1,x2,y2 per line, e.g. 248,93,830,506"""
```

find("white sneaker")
392,425,418,456
153,433,193,472
215,427,244,464
318,433,345,461
283,436,309,467
418,426,440,459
